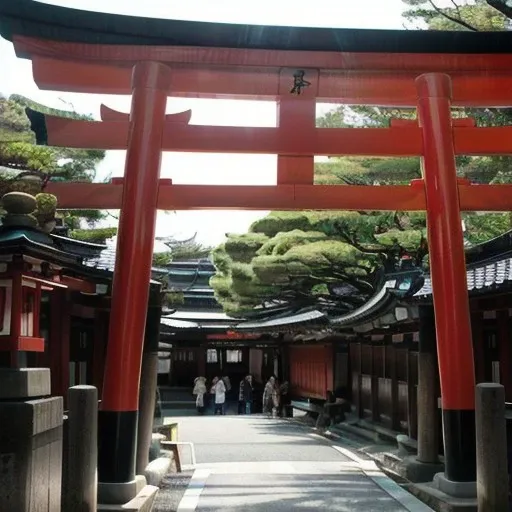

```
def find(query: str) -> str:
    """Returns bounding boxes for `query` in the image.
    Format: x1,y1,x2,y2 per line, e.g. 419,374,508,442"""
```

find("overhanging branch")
427,0,480,31
487,0,512,19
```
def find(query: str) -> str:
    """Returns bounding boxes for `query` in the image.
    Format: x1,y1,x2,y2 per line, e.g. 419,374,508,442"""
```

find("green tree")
211,210,428,318
170,241,212,261
402,0,509,31
151,238,212,267
0,94,116,243
152,252,174,267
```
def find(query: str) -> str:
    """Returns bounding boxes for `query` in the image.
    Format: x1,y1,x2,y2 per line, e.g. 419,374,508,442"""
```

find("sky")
0,0,408,250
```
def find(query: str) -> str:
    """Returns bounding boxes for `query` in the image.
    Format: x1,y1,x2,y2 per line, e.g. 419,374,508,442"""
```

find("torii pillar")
97,61,170,500
417,73,476,492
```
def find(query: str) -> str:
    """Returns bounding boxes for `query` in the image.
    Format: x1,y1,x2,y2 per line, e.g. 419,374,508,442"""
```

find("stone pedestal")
98,475,147,504
475,383,509,511
433,472,476,499
0,368,63,512
403,456,445,483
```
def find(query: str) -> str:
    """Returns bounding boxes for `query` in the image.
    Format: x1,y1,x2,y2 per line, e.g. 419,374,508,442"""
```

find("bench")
290,400,347,427
160,440,196,473
155,423,196,473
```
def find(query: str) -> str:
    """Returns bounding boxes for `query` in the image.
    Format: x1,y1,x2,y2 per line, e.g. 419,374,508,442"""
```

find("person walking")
242,374,254,415
208,378,216,415
238,378,245,414
263,376,277,417
193,376,207,415
213,376,226,415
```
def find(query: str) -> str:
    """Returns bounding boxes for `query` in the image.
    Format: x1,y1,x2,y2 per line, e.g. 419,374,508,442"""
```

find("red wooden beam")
45,181,512,212
46,182,427,211
0,335,45,352
29,54,512,107
458,184,512,211
45,183,123,210
43,115,424,156
454,127,512,156
41,114,512,156
16,36,512,72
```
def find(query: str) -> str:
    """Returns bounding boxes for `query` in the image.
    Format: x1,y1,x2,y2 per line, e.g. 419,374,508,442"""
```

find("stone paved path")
166,415,433,511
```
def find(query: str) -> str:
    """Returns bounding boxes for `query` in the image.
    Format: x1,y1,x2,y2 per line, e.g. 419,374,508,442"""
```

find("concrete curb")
145,456,173,487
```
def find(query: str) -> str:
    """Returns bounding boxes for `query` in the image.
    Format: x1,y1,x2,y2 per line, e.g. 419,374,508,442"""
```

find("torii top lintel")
3,0,512,105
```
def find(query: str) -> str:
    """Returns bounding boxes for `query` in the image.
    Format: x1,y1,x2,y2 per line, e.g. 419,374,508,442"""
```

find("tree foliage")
170,241,212,261
152,240,212,267
402,0,509,31
152,252,174,267
68,227,118,245
210,1,512,318
211,211,427,318
403,0,512,29
0,94,114,240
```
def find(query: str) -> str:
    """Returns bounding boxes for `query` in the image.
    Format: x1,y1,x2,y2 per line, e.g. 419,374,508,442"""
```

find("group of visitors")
192,374,239,415
192,374,288,416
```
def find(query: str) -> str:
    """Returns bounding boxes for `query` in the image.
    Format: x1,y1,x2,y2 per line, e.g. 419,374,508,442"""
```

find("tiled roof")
161,318,199,329
235,309,326,331
416,257,512,297
83,237,118,271
83,237,116,270
83,237,168,284
164,311,235,322
415,230,512,298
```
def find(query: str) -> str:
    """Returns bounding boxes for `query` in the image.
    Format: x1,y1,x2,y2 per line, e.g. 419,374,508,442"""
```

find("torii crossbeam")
3,0,512,496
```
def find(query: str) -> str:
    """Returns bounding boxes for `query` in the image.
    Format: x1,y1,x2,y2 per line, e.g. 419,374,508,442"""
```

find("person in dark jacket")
241,374,254,414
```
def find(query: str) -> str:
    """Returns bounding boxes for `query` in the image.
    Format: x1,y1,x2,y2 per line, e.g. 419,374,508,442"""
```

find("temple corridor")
155,416,433,511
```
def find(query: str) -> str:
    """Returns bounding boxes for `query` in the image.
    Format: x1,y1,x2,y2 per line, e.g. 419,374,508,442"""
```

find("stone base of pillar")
402,456,445,483
408,481,477,512
98,482,158,512
98,475,147,504
434,472,477,498
0,380,63,512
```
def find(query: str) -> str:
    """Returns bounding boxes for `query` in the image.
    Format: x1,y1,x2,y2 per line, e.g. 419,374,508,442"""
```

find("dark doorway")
69,317,94,387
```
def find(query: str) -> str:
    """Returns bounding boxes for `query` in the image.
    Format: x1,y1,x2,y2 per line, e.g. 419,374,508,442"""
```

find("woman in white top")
213,376,226,415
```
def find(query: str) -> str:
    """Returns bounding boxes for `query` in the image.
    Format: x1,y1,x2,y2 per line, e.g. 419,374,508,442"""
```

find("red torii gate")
4,0,512,496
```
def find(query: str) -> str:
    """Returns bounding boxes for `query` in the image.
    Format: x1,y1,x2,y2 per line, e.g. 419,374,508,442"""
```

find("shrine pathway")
170,415,433,511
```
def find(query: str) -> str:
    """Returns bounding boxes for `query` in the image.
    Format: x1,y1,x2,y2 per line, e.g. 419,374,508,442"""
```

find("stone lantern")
0,192,50,365
0,191,63,512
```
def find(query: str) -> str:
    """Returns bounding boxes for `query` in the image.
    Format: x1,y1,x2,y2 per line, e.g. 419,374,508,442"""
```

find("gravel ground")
152,471,193,512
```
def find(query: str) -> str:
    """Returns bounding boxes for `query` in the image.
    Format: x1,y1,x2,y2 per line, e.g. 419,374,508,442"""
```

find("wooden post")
371,344,380,422
49,290,71,407
389,344,400,431
417,73,476,482
64,385,98,512
475,383,509,512
136,298,162,474
497,311,512,400
98,61,170,485
406,347,418,440
417,306,440,464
